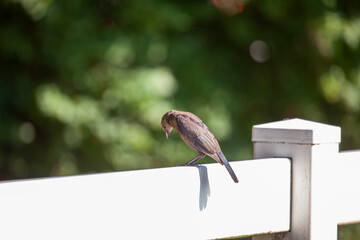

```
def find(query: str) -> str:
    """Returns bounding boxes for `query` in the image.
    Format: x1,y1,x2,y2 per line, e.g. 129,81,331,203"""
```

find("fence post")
251,118,341,240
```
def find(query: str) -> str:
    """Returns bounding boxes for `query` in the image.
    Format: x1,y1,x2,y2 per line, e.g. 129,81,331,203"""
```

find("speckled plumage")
161,110,239,183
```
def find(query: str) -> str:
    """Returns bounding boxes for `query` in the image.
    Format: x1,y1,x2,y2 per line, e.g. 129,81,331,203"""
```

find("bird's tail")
216,152,239,183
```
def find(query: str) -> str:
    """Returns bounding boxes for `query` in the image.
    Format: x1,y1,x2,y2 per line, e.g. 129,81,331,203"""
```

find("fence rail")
0,158,290,240
337,150,360,225
1,118,360,240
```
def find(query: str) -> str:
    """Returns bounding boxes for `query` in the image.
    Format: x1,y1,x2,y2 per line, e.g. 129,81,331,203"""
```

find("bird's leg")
179,154,205,166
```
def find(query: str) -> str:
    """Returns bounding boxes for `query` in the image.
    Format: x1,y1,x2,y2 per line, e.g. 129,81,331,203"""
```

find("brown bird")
161,110,239,183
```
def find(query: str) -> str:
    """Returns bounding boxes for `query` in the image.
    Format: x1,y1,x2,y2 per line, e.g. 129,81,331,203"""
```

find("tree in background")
1,0,360,177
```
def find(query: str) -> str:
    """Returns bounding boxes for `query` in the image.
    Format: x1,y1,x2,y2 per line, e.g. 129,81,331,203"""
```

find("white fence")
0,118,359,240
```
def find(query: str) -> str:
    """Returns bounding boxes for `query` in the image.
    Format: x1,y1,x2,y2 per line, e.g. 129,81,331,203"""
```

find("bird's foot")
178,163,200,167
178,163,189,167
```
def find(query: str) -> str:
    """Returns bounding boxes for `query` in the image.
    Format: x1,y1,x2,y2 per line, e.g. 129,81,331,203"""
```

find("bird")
161,110,239,183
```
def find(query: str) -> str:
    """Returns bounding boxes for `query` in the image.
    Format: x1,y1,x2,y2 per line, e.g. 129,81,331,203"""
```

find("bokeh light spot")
13,0,51,20
212,0,245,15
19,122,36,144
249,40,271,63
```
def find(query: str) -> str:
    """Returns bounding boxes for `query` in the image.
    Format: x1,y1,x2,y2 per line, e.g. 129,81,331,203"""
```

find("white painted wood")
252,118,341,240
337,150,360,225
252,118,341,144
0,158,291,240
3,118,358,240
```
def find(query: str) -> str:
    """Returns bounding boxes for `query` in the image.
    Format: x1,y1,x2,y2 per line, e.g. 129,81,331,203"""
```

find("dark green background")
1,0,360,238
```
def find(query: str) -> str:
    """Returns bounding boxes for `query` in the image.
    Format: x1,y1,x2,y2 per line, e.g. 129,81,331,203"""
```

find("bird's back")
173,111,222,159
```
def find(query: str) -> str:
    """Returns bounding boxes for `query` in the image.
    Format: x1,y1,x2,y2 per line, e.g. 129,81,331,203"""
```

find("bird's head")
161,111,175,139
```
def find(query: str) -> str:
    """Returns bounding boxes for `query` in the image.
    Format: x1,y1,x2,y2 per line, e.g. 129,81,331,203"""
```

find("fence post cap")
252,118,341,144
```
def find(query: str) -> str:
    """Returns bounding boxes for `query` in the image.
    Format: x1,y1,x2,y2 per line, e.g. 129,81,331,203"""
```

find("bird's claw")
178,163,200,167
178,163,189,167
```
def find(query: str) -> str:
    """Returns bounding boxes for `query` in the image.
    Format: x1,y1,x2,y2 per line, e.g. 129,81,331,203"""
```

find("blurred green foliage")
1,0,360,237
1,0,360,174
339,224,360,240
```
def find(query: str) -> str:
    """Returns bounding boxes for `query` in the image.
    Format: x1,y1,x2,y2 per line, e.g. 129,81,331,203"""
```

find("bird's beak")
165,131,170,139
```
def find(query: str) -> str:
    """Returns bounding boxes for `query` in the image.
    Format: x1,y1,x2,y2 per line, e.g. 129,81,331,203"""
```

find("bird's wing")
176,114,219,155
